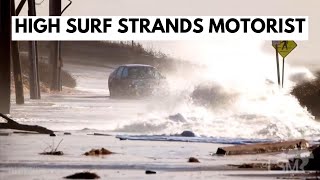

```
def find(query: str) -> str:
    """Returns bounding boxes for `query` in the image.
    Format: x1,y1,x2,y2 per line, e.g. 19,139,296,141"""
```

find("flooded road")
8,62,320,140
10,63,151,132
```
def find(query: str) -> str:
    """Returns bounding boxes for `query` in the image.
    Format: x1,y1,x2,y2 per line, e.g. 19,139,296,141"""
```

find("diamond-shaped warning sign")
272,40,297,58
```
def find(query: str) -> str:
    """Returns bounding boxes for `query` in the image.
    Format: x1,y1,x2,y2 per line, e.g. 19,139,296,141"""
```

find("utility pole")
11,0,25,104
0,0,12,114
28,0,41,99
49,0,62,91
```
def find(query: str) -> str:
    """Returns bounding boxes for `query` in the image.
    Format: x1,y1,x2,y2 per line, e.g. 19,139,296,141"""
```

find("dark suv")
108,64,166,97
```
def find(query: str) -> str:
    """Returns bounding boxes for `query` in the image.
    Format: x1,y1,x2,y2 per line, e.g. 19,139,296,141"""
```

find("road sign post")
272,40,297,88
276,44,281,87
282,57,285,88
272,41,281,87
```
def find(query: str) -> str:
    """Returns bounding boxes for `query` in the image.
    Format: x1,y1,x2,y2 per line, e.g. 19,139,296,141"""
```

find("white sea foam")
115,40,320,139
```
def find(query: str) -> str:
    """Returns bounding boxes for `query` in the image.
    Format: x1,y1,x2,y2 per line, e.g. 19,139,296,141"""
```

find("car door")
118,67,130,93
108,69,117,87
112,66,124,91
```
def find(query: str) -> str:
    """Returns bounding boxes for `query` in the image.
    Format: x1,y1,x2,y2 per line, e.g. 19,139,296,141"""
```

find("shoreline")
0,132,319,179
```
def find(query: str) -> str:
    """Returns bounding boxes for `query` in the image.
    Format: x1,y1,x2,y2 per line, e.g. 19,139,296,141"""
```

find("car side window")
122,67,128,78
116,67,124,79
110,69,117,78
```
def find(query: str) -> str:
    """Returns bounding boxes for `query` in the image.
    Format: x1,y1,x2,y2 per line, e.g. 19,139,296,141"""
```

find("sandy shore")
1,131,317,180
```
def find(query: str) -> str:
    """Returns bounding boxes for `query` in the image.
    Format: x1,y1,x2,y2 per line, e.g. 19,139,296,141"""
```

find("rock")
306,146,320,170
233,163,284,170
238,163,253,168
145,170,156,174
50,133,56,137
84,148,113,156
64,132,71,135
180,131,195,137
308,144,319,151
288,146,320,170
92,133,111,136
311,145,320,159
188,157,200,163
168,113,186,122
0,132,10,136
65,172,100,179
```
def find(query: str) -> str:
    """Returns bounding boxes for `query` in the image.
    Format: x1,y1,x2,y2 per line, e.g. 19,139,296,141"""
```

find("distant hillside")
291,72,320,120
19,41,192,74
11,53,76,93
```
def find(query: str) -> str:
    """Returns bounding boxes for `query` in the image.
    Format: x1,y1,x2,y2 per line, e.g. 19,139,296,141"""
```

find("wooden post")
11,0,25,104
58,42,62,91
35,41,41,97
0,0,12,114
27,0,40,99
16,0,27,16
49,0,62,91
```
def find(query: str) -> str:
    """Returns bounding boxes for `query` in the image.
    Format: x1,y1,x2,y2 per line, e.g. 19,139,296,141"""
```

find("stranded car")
108,64,166,97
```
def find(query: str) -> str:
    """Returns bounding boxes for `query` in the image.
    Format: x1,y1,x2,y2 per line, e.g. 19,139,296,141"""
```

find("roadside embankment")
291,72,320,120
19,41,194,74
11,53,76,93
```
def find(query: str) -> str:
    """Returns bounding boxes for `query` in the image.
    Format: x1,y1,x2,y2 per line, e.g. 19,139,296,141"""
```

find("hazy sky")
17,0,319,67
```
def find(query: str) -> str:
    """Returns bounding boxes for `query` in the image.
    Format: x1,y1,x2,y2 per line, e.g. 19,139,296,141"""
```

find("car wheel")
109,89,114,97
109,86,117,98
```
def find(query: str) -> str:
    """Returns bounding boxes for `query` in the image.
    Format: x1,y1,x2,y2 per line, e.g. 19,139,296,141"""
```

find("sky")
16,0,320,68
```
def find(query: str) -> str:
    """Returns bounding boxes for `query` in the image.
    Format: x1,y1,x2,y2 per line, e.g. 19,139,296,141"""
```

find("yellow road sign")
272,40,297,58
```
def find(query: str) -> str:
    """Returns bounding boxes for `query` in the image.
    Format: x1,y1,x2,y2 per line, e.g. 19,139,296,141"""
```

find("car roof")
121,64,154,68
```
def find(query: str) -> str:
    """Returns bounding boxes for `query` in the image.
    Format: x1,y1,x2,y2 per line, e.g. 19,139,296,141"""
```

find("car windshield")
126,66,157,79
